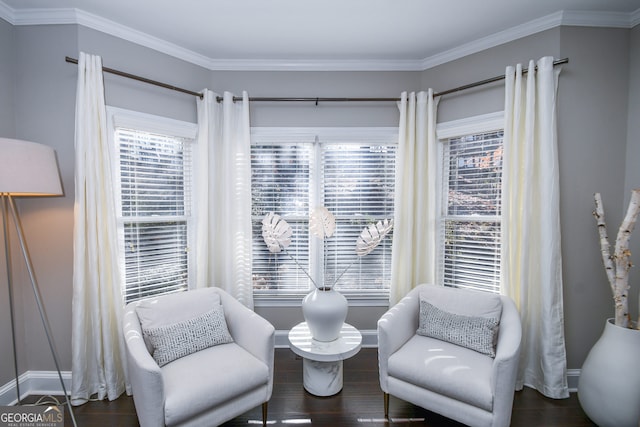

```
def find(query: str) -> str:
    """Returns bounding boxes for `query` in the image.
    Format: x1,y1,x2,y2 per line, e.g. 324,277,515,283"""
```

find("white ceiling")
1,0,640,70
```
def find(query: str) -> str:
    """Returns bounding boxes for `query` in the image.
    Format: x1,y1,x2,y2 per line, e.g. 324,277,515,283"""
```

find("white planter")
302,287,348,342
578,318,640,427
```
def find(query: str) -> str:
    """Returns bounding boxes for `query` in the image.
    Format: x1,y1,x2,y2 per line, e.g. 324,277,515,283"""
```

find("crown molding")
74,9,217,70
1,1,638,72
0,1,13,23
631,8,640,28
11,6,76,25
419,9,638,70
420,11,564,70
561,9,637,28
204,58,425,72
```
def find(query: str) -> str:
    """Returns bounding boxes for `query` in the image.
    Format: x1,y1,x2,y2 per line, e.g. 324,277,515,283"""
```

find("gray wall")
210,70,419,128
0,19,637,389
5,23,77,376
0,16,18,393
0,18,15,135
625,25,640,327
77,26,211,123
80,27,421,332
558,27,633,368
421,27,633,370
0,23,211,384
628,25,640,201
422,28,562,123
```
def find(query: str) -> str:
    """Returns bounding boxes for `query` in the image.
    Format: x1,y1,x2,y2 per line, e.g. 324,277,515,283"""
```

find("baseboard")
0,371,71,406
275,328,378,348
0,330,375,404
567,369,580,392
0,346,581,405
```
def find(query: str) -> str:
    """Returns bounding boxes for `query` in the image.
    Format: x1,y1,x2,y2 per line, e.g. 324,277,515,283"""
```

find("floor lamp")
0,137,77,427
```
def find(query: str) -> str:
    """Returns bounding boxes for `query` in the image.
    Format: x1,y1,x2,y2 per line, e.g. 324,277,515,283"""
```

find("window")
251,128,397,303
437,113,504,294
108,108,198,303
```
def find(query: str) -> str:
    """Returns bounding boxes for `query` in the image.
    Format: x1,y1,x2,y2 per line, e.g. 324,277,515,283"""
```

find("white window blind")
251,128,396,300
321,143,395,292
439,122,503,294
251,143,312,293
113,121,195,303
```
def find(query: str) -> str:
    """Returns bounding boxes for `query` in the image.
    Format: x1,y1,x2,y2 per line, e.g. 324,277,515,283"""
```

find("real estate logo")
0,405,64,427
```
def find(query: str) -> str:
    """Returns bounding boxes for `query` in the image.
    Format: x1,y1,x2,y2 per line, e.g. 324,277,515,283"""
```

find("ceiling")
1,0,640,70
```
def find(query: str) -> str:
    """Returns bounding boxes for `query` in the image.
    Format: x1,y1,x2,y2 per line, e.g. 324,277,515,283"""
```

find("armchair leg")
262,402,268,427
383,392,389,419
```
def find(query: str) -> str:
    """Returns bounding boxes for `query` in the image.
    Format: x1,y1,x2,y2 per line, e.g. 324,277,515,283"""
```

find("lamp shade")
0,137,63,196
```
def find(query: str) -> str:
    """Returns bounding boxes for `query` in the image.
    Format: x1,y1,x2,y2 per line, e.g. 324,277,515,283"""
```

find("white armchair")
123,287,275,427
378,284,522,427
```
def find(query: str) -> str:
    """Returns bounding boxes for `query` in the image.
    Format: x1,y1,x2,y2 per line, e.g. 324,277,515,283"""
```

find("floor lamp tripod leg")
2,196,21,405
6,196,78,427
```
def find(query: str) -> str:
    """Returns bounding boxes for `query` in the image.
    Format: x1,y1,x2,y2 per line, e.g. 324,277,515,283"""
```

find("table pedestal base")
302,358,343,396
288,322,362,398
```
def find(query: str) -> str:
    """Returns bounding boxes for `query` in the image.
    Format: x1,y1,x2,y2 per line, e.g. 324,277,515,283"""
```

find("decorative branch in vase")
593,189,640,329
577,189,640,427
261,206,393,341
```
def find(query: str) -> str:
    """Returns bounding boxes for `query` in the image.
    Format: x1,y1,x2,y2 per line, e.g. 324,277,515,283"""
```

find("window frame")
107,106,198,304
250,127,398,307
436,111,504,294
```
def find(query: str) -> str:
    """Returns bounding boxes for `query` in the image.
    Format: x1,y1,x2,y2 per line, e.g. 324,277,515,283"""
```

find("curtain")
390,90,439,305
501,56,569,399
71,52,127,405
195,90,254,308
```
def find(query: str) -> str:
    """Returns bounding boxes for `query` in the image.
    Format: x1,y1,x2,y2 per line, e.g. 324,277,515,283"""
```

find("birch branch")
593,193,616,294
594,189,640,329
616,189,640,329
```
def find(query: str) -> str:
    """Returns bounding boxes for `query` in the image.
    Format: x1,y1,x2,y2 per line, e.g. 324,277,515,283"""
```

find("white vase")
578,318,640,427
302,287,348,342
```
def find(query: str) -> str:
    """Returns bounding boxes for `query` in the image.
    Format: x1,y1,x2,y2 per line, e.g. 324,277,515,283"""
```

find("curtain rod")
65,56,568,103
65,56,204,99
229,58,568,102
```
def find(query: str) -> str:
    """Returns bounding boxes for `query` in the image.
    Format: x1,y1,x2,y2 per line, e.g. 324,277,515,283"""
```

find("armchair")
123,287,275,427
378,284,521,427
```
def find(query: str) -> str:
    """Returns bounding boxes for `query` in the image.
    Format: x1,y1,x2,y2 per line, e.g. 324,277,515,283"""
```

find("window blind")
251,143,312,293
321,143,395,293
116,128,192,303
251,133,396,297
440,130,503,293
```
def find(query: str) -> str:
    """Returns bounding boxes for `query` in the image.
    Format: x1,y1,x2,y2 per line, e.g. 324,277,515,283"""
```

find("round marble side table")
287,322,363,397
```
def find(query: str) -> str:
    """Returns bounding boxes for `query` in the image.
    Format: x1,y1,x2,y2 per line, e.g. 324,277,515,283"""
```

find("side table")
288,321,363,396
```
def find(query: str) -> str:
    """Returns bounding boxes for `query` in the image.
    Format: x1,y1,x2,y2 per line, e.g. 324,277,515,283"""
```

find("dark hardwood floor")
26,348,594,426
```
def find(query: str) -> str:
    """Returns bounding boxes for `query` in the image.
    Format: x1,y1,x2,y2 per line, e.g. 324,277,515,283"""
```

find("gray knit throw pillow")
143,304,233,367
417,299,499,357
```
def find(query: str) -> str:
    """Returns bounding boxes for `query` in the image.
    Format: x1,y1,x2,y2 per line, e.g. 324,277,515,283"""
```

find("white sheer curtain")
390,90,439,305
71,52,127,405
501,56,569,399
195,90,254,308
